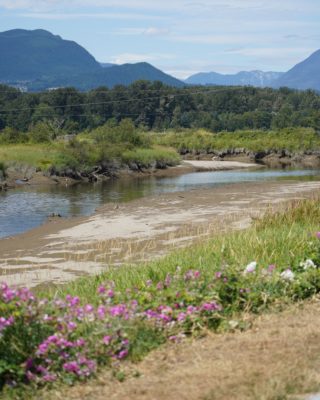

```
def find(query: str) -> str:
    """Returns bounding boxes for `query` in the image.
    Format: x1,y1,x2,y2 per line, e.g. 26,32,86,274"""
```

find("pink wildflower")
117,349,128,360
97,285,106,294
103,335,112,345
268,264,276,274
97,305,106,319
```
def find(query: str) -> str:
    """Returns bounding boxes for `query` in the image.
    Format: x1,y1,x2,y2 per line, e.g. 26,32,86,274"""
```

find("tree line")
0,81,320,142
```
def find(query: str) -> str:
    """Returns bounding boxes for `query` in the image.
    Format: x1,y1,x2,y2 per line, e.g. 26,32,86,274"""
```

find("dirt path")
1,179,320,288
45,300,320,400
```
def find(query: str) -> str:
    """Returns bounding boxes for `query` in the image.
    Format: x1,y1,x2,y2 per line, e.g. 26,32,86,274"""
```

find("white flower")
244,261,257,274
300,259,316,270
280,269,295,282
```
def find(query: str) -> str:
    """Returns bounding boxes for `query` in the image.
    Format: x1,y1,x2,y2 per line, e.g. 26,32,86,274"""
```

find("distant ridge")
185,70,284,87
0,29,184,91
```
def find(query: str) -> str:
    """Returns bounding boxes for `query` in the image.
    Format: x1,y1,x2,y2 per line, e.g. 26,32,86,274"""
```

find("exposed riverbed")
0,167,319,239
0,164,320,288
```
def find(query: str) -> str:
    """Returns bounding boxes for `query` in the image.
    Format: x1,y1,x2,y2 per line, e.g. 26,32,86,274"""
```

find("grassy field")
0,142,180,173
153,127,320,153
1,198,320,399
0,143,64,170
1,127,320,176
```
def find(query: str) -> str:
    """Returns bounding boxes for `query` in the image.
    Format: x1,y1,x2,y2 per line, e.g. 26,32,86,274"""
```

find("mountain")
0,29,183,90
96,62,183,88
29,62,184,91
274,49,320,91
0,29,101,81
185,70,284,87
100,63,115,68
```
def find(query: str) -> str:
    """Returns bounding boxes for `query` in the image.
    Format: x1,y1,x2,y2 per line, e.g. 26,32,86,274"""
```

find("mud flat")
1,177,320,289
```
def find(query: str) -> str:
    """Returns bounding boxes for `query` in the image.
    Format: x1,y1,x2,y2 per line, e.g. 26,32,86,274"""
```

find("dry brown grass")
62,214,243,267
44,300,320,400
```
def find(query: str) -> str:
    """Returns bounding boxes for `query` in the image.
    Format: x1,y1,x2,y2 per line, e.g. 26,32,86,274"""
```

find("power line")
0,87,245,115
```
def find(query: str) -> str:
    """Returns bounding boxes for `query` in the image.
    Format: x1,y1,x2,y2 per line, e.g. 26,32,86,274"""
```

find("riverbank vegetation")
0,119,180,177
1,126,320,181
154,127,320,153
1,198,320,398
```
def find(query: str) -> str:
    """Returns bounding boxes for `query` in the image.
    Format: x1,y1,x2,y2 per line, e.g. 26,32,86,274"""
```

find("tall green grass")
122,146,180,168
49,198,320,305
0,144,65,170
153,128,320,153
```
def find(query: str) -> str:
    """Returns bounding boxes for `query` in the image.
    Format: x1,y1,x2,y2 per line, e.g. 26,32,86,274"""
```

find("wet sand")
183,160,259,170
1,176,320,289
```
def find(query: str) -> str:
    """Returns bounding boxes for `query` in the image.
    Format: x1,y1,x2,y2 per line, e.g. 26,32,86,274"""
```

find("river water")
0,168,319,239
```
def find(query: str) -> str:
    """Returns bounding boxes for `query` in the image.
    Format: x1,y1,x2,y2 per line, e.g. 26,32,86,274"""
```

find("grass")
1,198,320,399
0,143,64,170
153,127,320,153
122,145,180,168
51,198,320,305
0,142,180,174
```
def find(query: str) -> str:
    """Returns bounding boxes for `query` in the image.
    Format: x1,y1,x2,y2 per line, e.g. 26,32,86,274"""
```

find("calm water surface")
0,168,319,239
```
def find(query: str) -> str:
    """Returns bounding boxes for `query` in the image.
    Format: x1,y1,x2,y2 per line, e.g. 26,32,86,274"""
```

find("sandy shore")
1,174,320,289
183,160,260,170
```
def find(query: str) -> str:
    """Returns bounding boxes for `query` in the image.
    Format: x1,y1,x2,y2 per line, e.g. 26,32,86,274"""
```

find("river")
0,168,319,239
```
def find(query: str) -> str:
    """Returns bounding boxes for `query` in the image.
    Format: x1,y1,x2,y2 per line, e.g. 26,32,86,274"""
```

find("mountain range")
185,50,320,91
185,71,284,87
0,29,319,92
0,29,183,91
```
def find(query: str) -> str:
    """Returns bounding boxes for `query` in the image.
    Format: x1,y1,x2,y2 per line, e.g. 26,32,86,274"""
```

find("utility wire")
0,87,245,115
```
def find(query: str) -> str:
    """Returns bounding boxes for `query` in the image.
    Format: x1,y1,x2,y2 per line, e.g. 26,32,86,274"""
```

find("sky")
0,0,320,79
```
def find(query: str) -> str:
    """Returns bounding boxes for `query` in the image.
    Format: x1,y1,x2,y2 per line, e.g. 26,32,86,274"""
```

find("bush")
91,119,149,149
0,127,27,144
28,122,53,143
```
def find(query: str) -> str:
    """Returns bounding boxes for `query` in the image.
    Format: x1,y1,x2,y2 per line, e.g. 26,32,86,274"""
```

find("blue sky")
0,0,319,79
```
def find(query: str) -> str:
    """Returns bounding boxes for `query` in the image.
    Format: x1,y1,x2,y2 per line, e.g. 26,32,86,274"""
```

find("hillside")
274,49,320,91
0,29,100,81
185,70,284,87
30,62,184,91
0,29,183,91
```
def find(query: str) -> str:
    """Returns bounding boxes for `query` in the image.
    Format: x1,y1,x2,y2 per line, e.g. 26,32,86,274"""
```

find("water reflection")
0,168,319,239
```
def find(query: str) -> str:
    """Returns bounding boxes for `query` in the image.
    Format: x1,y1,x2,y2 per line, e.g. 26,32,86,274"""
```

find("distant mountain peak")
185,70,284,87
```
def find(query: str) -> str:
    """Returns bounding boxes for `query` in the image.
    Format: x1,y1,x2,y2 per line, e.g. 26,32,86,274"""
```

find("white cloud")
113,27,170,36
143,27,170,36
0,0,316,12
171,34,256,45
19,12,165,20
227,47,315,59
110,52,176,64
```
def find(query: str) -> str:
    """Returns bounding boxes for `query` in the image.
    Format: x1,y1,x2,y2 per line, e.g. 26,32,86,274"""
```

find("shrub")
0,127,27,144
28,122,53,143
